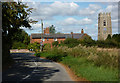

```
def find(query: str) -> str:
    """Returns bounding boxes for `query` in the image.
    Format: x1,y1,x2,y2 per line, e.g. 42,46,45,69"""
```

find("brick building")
30,27,88,46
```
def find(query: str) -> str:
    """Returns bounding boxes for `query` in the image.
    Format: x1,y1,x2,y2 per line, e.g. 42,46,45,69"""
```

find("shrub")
42,43,118,69
34,52,41,57
43,43,51,51
61,44,118,69
87,50,118,69
44,47,67,62
52,41,59,47
12,41,26,49
27,42,40,53
63,38,80,48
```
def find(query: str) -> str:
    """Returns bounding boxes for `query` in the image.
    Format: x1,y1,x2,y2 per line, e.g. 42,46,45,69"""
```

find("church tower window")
103,20,106,26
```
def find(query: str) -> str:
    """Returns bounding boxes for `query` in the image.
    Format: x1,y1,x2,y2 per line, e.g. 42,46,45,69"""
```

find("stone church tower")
98,12,112,40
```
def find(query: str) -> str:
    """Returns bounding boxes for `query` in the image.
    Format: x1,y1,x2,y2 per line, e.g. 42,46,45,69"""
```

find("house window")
54,38,57,41
47,38,49,41
41,38,45,42
103,20,106,26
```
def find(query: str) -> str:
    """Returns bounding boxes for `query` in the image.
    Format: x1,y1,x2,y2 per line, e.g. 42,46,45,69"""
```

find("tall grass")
39,44,118,81
61,56,118,81
64,44,118,69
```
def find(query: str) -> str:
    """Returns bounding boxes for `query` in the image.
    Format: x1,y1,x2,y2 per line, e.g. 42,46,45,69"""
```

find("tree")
112,34,120,43
49,25,56,34
63,38,80,48
79,34,95,46
11,29,30,49
56,32,63,34
2,2,36,43
52,41,59,47
106,34,111,40
27,42,40,53
2,1,37,66
23,34,30,45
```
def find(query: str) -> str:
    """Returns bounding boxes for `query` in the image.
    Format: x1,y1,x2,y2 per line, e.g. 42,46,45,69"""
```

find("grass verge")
39,52,118,82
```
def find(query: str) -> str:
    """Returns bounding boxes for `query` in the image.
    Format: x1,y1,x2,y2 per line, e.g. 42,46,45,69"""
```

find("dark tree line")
96,34,120,48
79,34,120,48
53,34,120,48
11,29,30,49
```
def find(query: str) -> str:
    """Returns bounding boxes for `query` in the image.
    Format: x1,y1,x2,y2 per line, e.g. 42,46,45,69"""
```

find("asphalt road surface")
2,53,73,83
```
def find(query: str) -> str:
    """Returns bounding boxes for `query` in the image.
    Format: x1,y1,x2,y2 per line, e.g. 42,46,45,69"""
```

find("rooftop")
31,33,85,39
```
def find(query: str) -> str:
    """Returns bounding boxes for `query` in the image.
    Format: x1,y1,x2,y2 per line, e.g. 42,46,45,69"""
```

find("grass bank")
35,45,119,82
61,56,118,81
39,52,118,81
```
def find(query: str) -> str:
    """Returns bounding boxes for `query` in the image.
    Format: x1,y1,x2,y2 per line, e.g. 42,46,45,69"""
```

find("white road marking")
22,75,30,80
34,62,37,66
22,58,38,81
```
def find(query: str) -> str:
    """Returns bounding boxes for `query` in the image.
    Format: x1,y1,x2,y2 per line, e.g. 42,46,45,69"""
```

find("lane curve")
2,53,73,82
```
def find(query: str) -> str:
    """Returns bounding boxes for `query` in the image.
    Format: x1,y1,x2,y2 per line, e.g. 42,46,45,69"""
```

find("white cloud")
61,17,77,25
32,24,41,29
56,26,83,33
27,2,102,21
106,4,118,19
27,1,79,20
112,19,118,23
89,4,101,10
58,17,93,26
78,4,101,16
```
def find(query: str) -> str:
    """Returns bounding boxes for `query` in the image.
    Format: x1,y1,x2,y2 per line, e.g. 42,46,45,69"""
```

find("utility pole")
41,19,43,41
40,19,43,52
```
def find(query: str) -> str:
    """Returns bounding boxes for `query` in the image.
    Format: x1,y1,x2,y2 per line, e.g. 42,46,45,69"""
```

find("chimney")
71,32,73,38
81,29,84,34
44,27,50,34
46,27,50,34
44,29,45,34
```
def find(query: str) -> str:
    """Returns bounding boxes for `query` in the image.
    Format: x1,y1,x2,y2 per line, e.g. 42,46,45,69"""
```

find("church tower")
98,12,112,40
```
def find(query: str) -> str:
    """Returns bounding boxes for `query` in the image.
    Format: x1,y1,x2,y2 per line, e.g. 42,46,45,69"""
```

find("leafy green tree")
49,25,56,34
112,34,120,43
43,43,51,51
56,32,63,34
11,29,30,46
106,34,112,40
79,34,95,46
12,41,26,49
63,38,80,48
27,42,40,53
2,1,37,66
23,35,30,45
2,2,37,45
22,31,30,45
52,41,59,47
11,29,30,49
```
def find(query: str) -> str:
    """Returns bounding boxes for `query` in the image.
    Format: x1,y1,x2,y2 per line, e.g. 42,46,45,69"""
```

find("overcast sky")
19,0,119,40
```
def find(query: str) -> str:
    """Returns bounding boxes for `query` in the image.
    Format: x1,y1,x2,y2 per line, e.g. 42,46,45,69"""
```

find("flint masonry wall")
98,12,112,40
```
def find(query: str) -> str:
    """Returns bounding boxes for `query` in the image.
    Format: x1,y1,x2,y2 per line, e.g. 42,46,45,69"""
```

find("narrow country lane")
2,53,73,83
